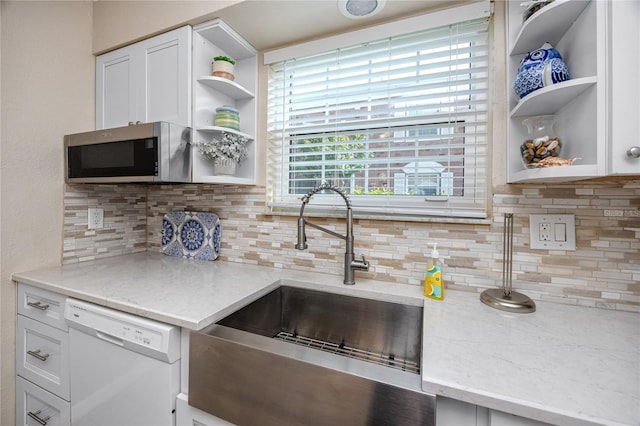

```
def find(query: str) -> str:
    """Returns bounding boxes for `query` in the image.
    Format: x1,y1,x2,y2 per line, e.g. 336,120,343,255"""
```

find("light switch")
554,223,566,241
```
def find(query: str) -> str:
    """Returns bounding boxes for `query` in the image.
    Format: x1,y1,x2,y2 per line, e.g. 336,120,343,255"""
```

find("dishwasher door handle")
95,330,125,346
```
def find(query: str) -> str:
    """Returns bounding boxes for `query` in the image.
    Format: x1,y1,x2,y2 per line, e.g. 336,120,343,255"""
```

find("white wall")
92,0,242,54
0,2,94,423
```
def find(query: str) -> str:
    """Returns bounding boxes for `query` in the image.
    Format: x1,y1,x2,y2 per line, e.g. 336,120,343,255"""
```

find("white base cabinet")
506,0,639,182
96,26,192,129
16,284,70,426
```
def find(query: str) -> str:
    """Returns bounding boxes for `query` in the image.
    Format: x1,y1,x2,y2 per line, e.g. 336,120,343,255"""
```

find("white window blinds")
267,14,491,219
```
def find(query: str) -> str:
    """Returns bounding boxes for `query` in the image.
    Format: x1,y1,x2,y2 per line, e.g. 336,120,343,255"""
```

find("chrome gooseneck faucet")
295,183,369,285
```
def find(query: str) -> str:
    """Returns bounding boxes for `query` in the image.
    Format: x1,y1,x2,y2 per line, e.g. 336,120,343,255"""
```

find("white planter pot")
214,157,237,175
212,60,235,81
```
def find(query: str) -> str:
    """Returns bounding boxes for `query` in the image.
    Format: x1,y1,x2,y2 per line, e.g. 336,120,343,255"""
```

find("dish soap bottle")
424,243,444,300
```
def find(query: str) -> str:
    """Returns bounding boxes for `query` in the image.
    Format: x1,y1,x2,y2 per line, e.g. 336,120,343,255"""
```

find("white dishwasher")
64,298,181,426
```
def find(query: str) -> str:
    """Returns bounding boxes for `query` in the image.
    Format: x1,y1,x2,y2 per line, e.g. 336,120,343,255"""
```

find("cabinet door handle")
27,410,50,425
27,301,50,311
27,349,50,362
627,146,640,158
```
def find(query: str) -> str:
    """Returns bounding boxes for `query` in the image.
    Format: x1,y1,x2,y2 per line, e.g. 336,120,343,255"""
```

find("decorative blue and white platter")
162,211,221,261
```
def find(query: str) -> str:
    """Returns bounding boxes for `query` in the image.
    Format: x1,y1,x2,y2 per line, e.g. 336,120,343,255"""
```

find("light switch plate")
529,214,575,250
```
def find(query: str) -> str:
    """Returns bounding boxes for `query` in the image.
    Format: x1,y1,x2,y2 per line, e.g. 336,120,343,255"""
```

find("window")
266,4,491,219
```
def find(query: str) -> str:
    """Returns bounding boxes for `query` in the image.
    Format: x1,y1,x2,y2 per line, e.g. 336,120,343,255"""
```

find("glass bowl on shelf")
520,115,562,169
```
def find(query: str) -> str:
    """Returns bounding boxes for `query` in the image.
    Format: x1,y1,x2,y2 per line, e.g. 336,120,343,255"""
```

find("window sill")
267,205,492,226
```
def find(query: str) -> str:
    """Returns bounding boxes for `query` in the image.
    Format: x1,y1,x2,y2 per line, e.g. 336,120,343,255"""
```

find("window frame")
265,1,493,221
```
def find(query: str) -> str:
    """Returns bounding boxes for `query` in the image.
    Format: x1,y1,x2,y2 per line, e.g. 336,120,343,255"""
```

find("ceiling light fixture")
338,0,386,19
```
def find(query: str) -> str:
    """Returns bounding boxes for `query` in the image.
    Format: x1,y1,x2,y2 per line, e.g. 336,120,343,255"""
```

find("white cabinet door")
96,48,136,129
96,26,191,129
608,0,640,174
140,26,192,128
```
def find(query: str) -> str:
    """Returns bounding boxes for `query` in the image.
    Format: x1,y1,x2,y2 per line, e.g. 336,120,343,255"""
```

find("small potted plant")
198,132,248,175
212,56,236,81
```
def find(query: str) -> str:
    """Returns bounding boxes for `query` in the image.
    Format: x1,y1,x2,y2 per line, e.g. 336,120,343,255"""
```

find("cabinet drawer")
18,283,68,331
17,315,70,400
16,376,70,426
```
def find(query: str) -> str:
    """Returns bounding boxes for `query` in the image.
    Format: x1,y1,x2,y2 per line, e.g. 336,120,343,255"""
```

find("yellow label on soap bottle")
424,264,444,300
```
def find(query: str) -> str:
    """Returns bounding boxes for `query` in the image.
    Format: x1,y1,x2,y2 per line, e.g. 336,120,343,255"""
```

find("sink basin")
189,285,435,425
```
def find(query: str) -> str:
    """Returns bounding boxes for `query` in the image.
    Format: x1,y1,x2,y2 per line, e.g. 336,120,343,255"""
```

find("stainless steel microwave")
65,122,192,183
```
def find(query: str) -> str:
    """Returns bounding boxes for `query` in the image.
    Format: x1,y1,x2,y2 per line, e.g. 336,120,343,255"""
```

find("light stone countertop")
422,290,639,426
12,252,640,426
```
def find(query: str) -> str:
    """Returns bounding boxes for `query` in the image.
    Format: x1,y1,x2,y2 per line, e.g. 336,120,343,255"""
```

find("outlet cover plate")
88,208,104,229
529,214,575,250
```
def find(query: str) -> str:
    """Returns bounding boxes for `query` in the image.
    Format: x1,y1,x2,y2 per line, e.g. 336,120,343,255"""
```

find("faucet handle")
352,255,370,271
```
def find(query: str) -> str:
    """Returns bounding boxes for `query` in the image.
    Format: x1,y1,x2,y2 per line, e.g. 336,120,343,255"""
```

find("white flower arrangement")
198,133,248,164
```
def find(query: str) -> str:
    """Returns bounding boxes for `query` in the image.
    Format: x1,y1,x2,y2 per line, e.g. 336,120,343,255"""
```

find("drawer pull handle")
27,301,50,311
27,410,50,425
27,349,50,362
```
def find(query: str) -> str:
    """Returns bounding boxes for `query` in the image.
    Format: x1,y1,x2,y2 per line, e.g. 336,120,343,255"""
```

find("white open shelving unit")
506,0,604,182
191,19,258,185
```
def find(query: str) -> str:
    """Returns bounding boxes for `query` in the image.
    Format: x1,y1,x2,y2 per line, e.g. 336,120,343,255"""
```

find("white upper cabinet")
506,0,639,182
607,0,640,175
96,26,192,129
190,19,258,185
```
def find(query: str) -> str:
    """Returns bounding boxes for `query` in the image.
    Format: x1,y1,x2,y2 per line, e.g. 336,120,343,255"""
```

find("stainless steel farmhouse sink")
189,285,435,425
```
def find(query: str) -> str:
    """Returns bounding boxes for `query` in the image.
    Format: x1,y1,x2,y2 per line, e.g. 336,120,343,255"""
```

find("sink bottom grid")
274,331,420,374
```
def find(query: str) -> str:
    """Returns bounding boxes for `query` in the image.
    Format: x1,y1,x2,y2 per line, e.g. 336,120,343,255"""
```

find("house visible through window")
266,4,491,219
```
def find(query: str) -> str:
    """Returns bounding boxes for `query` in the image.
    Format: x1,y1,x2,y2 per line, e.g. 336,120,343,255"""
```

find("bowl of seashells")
520,115,567,168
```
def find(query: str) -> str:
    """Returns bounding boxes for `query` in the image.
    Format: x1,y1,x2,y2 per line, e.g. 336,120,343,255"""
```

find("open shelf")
196,126,254,141
192,175,257,185
197,76,254,99
195,19,256,60
510,77,597,117
510,0,590,55
507,163,600,183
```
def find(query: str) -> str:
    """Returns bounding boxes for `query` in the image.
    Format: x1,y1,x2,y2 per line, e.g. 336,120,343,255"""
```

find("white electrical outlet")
539,223,551,241
88,208,104,229
530,214,575,250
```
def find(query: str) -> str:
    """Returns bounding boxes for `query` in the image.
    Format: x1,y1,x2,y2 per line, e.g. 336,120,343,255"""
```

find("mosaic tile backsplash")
63,180,640,312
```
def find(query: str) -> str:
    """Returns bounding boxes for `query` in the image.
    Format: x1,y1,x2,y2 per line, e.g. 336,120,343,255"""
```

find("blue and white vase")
514,42,570,99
